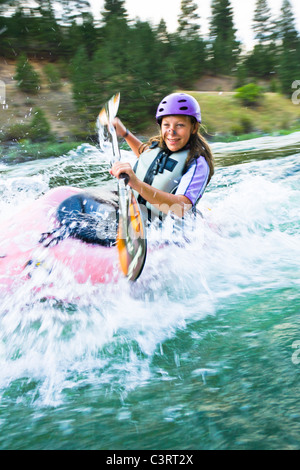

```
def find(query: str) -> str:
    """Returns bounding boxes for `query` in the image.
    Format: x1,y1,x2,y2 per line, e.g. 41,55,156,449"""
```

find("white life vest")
133,144,189,222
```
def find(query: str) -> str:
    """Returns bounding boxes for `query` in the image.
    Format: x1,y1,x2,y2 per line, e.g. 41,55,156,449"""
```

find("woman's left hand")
110,162,139,190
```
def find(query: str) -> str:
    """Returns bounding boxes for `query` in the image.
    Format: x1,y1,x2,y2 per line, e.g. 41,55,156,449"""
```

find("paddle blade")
117,190,147,282
98,92,120,126
98,107,108,126
108,92,120,122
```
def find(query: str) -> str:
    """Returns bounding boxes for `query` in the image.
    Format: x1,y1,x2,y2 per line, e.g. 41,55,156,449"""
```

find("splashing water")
0,133,299,449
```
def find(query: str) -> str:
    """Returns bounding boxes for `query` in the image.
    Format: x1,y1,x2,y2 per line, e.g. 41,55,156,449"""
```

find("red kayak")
0,186,120,293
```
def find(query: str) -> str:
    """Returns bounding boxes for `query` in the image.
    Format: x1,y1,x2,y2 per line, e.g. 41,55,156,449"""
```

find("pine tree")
58,0,91,25
33,0,63,57
253,0,273,43
177,0,200,39
29,108,52,142
277,0,300,95
245,0,277,79
14,54,41,94
156,18,169,44
209,0,240,74
71,46,95,115
101,0,128,25
277,0,299,47
173,0,206,88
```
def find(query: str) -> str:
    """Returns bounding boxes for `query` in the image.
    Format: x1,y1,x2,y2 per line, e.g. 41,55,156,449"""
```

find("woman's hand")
110,162,192,218
112,117,127,138
110,162,139,189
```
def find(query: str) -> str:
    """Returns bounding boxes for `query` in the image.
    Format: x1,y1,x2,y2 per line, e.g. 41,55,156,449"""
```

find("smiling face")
161,115,198,152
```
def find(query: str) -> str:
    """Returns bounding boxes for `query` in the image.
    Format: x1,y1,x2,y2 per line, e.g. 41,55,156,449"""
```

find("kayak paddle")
98,93,147,281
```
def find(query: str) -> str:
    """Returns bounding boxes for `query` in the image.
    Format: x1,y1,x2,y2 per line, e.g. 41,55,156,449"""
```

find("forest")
0,0,300,135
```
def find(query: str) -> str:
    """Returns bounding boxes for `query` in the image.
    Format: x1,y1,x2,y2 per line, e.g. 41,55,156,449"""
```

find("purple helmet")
156,93,201,123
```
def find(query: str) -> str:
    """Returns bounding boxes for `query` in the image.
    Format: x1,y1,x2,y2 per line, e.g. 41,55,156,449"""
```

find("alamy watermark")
292,341,300,365
0,80,6,105
291,80,300,104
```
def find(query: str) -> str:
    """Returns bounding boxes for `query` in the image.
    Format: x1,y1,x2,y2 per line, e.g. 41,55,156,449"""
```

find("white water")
0,135,299,412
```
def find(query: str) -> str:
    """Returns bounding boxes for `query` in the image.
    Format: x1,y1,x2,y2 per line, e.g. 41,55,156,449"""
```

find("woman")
110,92,214,222
42,93,214,248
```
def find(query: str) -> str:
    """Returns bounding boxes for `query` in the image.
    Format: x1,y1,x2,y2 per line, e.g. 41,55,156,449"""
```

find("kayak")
0,186,121,293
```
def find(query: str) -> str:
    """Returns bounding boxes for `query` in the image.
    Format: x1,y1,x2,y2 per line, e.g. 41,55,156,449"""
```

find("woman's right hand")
112,117,127,138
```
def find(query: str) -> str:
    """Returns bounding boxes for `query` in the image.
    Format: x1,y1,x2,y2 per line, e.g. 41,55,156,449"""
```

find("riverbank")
2,127,300,167
1,58,300,162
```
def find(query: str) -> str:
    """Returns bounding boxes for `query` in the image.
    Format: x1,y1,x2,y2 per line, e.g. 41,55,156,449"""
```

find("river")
0,132,299,450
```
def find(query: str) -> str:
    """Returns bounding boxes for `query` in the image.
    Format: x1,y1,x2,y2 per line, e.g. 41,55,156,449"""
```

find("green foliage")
209,0,240,74
70,17,177,130
2,108,52,142
235,83,264,107
231,115,255,135
43,64,61,90
243,43,277,79
29,108,52,142
177,0,200,39
1,0,300,139
1,122,31,142
14,54,41,94
253,0,273,43
276,0,300,96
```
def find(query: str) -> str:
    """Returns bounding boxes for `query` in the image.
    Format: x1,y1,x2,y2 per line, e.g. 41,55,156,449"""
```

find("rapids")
0,133,299,449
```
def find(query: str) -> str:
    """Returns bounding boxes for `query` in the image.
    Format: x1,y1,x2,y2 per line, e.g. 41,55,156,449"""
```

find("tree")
29,107,52,142
156,18,169,44
32,0,63,57
244,43,277,79
172,0,206,88
14,54,41,94
58,0,92,25
101,0,128,25
253,0,273,43
276,0,300,95
71,46,96,116
209,0,240,75
245,0,278,79
177,0,200,40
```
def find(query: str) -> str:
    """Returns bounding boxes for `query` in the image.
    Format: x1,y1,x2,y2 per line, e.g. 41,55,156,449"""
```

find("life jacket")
133,143,189,222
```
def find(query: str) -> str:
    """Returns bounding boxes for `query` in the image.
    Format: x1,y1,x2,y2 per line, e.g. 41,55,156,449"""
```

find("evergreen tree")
71,0,130,122
277,0,300,95
33,0,63,57
29,107,52,142
58,0,92,25
156,18,169,44
71,46,95,115
173,0,206,88
209,0,240,75
101,0,128,24
14,53,41,94
253,0,273,43
0,0,22,15
177,0,200,39
277,0,299,47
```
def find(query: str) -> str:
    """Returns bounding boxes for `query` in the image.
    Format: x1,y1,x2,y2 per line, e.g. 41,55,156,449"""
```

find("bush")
235,83,263,107
1,123,31,141
44,64,61,91
231,114,255,135
14,54,41,94
1,108,53,142
28,108,53,142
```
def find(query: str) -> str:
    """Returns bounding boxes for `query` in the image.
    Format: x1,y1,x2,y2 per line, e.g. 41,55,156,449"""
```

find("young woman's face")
161,115,197,152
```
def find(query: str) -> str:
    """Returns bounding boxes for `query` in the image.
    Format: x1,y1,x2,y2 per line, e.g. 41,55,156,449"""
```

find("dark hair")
139,117,214,183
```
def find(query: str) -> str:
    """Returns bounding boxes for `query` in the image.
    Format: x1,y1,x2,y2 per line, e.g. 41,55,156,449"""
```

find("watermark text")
291,80,300,104
292,341,300,365
0,80,6,105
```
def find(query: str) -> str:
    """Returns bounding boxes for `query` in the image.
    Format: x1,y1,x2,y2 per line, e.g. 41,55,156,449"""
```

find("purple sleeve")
175,156,210,206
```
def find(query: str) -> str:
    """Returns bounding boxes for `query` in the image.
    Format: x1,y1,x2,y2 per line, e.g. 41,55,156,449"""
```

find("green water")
0,133,299,450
